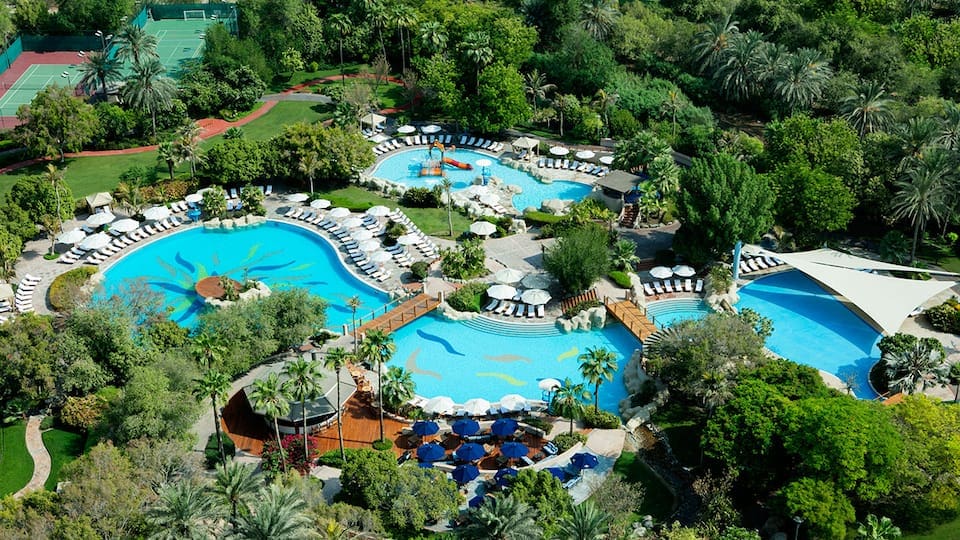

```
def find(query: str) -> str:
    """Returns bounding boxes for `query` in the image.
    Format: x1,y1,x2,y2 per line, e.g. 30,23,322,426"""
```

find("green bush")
48,266,97,311
609,271,632,288
410,261,430,281
372,438,393,451
204,433,236,469
400,187,441,208
524,210,566,226
552,432,587,453
925,303,960,334
563,299,602,318
447,282,488,312
521,416,553,433
583,406,621,429
39,415,55,430
318,448,365,469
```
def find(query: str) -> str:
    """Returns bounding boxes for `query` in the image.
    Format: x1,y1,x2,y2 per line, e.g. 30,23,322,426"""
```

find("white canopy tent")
744,246,959,276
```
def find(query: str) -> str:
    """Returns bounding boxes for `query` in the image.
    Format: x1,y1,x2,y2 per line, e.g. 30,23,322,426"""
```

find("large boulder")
541,198,568,215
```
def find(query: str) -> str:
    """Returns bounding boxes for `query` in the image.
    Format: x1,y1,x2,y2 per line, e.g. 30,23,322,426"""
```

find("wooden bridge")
355,293,442,335
604,297,658,341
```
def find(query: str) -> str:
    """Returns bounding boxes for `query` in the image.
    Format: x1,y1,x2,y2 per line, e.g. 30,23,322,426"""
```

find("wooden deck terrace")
356,292,441,335
604,297,658,341
559,288,598,313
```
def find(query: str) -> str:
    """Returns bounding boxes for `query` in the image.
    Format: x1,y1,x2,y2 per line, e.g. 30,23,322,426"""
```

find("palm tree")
523,69,556,116
174,122,204,179
440,177,454,237
580,0,620,42
839,80,895,140
556,501,610,540
248,372,292,474
949,362,960,402
661,89,684,138
461,31,493,95
283,357,323,464
392,4,418,72
460,495,542,540
323,347,350,462
610,239,640,271
347,296,362,354
554,94,580,137
367,0,389,60
115,24,159,66
114,180,146,216
357,329,396,442
552,378,590,435
232,483,313,539
328,14,351,89
884,340,949,394
856,514,902,540
381,366,416,412
122,58,177,138
578,347,618,409
418,21,448,55
937,102,960,150
692,13,740,74
157,142,180,182
894,117,940,166
772,48,833,113
890,149,953,261
147,481,220,540
78,50,121,97
592,89,618,136
192,370,232,466
754,41,789,85
212,460,259,528
714,30,766,102
191,333,227,369
698,370,733,414
297,151,320,194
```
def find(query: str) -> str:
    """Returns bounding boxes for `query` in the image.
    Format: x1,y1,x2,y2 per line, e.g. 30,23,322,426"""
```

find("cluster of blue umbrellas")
411,420,440,437
452,419,480,437
455,443,485,462
490,418,519,437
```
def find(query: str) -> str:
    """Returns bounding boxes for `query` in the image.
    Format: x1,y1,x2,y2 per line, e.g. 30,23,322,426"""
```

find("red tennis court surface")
0,51,83,127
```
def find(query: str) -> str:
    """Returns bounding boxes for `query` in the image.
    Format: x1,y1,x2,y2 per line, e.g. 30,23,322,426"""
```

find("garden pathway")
13,415,50,498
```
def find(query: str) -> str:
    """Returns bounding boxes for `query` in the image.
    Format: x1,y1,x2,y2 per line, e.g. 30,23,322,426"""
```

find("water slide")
442,157,473,170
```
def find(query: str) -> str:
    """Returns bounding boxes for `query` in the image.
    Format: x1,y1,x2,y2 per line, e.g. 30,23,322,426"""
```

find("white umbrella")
79,232,111,251
462,398,492,416
285,193,309,203
360,239,381,252
599,155,614,165
142,206,170,221
329,207,351,219
352,229,374,242
370,133,390,143
110,218,139,233
57,228,86,244
310,198,331,209
479,193,500,206
494,268,525,284
342,217,364,229
470,221,497,237
366,205,391,217
397,125,416,134
369,250,392,263
672,265,696,278
511,136,539,149
538,378,562,391
475,158,492,168
421,124,442,134
86,212,116,227
185,193,203,203
500,394,528,413
423,396,455,415
487,284,517,300
398,233,421,246
650,266,673,279
521,273,553,289
575,150,596,160
521,289,551,306
549,146,569,156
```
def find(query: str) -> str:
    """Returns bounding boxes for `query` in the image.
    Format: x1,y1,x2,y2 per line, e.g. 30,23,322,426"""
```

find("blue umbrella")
418,461,434,469
491,418,519,437
494,467,518,480
500,441,529,459
571,452,599,470
545,467,567,480
417,443,445,462
468,495,485,508
455,443,486,462
412,420,440,437
452,419,480,437
452,464,480,484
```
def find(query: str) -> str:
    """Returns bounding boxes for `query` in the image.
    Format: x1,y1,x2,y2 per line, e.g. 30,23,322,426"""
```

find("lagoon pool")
387,314,641,413
645,298,713,328
101,221,388,328
370,149,593,211
737,271,881,398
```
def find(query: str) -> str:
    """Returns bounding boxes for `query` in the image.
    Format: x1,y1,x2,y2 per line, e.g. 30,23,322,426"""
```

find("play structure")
418,142,474,176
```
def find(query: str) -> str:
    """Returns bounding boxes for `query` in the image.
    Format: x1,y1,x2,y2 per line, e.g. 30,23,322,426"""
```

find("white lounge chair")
695,279,704,293
643,283,656,296
674,279,683,291
265,185,273,196
653,282,665,295
536,305,545,318
684,279,693,292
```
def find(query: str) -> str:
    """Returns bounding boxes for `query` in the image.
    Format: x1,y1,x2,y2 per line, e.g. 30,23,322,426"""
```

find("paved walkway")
14,415,51,498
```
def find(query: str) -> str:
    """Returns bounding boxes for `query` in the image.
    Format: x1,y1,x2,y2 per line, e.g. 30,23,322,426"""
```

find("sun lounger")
738,260,752,274
526,304,536,318
444,135,452,144
684,279,693,292
695,279,704,293
513,304,525,317
537,157,545,168
535,304,545,318
466,137,476,146
763,256,779,267
643,283,656,296
663,280,674,293
674,279,683,291
459,135,467,145
144,225,158,235
653,281,665,295
283,207,297,218
495,301,513,315
747,258,762,271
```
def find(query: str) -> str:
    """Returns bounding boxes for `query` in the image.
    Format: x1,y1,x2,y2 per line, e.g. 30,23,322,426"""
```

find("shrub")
552,432,587,453
524,210,566,226
609,271,632,288
372,438,393,451
925,303,960,333
410,261,430,281
204,433,236,469
48,266,97,311
39,415,55,430
318,448,364,469
261,433,322,475
308,61,319,72
583,406,621,429
521,416,553,433
385,220,407,241
400,187,440,208
563,299,602,318
878,333,919,357
447,282,488,312
60,394,108,431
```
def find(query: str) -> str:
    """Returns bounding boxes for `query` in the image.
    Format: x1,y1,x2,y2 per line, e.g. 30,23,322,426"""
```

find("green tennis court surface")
0,63,84,111
143,18,216,78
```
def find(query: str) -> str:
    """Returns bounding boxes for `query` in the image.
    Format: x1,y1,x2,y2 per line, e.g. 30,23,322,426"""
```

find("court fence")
148,3,238,32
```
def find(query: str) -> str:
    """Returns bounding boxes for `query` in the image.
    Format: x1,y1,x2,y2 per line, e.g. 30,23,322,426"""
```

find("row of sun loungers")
60,218,183,266
373,134,507,156
456,135,505,152
642,278,704,296
12,274,41,313
406,134,453,146
483,298,546,318
537,157,609,177
282,208,398,281
738,256,784,275
388,209,440,258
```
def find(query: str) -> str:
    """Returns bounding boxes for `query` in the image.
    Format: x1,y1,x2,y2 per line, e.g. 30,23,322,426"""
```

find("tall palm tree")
754,41,789,85
323,347,350,462
174,121,204,179
578,347,618,409
894,117,940,167
440,177,454,237
114,180,146,216
661,89,684,138
461,31,493,95
698,369,733,414
193,370,232,466
856,514,902,540
191,333,227,369
460,495,542,540
580,0,620,42
78,50,121,97
692,13,740,74
523,69,556,116
233,483,313,539
392,4,418,72
885,340,949,395
212,460,260,528
248,372,292,474
115,24,159,66
890,149,953,261
381,366,416,412
553,94,580,137
347,296,362,354
357,329,396,442
367,0,389,60
157,141,181,182
714,30,766,102
556,501,610,540
839,80,895,140
552,378,590,435
592,89,618,136
418,21,448,55
937,102,960,150
122,58,177,138
297,151,321,194
328,14,351,89
773,48,833,113
147,481,220,540
283,357,323,464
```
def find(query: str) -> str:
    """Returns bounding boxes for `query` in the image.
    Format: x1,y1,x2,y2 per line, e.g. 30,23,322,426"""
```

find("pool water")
102,221,388,328
737,271,881,399
371,149,593,211
645,298,713,328
387,314,641,412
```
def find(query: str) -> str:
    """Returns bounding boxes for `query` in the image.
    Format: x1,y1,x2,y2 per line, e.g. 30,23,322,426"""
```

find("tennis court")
0,62,84,112
142,18,217,79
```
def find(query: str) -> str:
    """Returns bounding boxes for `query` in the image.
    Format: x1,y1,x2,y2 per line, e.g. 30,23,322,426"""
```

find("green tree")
122,58,177,138
190,332,228,370
283,356,323,462
78,50,121,97
147,481,220,540
233,483,313,539
773,48,832,113
578,347,618,409
556,501,610,540
357,329,396,443
714,30,765,102
580,0,620,42
857,514,902,540
381,366,415,412
202,138,265,186
440,177,454,238
762,115,864,195
780,478,855,540
279,48,305,76
7,168,74,224
543,224,611,295
891,149,953,261
193,370,232,466
461,31,494,94
212,460,260,528
552,378,590,434
115,24,159,66
770,161,855,246
884,340,948,394
16,85,100,161
157,141,181,182
692,13,740,74
463,63,531,133
523,69,556,116
460,495,542,540
674,153,775,264
612,131,672,173
174,121,204,179
108,363,200,444
0,228,23,279
328,14,351,88
249,372,293,474
610,238,639,271
508,469,574,537
418,21,448,55
201,185,228,220
323,347,350,462
297,151,320,194
839,81,896,139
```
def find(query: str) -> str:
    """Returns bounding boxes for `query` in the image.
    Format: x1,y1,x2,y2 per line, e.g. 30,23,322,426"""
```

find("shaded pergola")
360,113,387,128
84,192,113,213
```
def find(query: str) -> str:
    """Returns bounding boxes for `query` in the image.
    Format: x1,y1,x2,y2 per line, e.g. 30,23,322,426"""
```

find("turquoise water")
387,314,641,412
101,221,388,328
645,298,713,328
371,149,593,211
737,271,880,399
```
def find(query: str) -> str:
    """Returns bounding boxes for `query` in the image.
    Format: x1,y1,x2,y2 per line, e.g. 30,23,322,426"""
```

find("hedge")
925,301,960,334
583,406,621,429
609,271,632,288
553,432,587,453
523,210,565,225
447,282,488,312
48,266,98,311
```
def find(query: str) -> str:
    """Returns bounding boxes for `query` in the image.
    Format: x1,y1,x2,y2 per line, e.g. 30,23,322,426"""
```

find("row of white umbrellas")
650,265,697,279
486,283,551,305
396,124,441,134
422,394,530,416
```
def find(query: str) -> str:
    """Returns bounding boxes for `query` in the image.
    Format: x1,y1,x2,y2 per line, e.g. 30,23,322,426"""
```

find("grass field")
319,185,471,239
0,421,33,496
313,80,408,110
905,518,960,540
41,428,84,491
608,451,675,519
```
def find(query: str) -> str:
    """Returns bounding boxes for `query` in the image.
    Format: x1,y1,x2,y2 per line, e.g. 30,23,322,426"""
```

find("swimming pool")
645,298,713,328
387,314,641,413
371,149,593,211
737,271,880,398
102,221,388,328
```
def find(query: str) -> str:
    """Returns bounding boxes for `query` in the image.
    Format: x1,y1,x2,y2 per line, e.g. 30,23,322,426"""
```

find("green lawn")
41,428,84,491
312,80,408,110
609,451,675,519
268,64,369,92
904,517,960,540
318,185,472,239
0,421,33,496
207,101,334,144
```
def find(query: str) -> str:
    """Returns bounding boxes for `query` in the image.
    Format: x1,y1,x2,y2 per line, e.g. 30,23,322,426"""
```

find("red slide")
442,157,473,170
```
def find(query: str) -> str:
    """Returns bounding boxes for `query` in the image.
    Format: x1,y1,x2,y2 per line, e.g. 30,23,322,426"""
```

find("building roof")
596,170,642,195
244,357,357,423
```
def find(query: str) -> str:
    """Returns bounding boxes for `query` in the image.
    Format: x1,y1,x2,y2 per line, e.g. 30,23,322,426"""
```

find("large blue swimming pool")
371,149,593,211
102,221,388,328
737,271,881,398
387,314,641,412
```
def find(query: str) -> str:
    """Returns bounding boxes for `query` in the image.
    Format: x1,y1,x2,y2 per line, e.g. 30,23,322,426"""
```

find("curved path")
13,415,51,498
